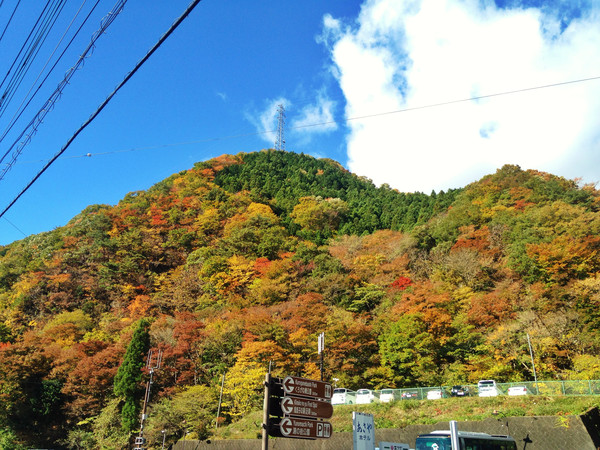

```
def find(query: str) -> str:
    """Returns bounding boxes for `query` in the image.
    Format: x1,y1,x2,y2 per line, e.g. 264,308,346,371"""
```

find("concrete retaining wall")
174,408,600,450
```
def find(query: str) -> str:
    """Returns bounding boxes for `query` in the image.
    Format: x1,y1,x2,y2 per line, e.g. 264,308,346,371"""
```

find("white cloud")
290,95,338,135
323,0,600,192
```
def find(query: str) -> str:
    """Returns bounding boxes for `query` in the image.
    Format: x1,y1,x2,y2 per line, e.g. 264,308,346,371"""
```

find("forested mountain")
0,150,599,449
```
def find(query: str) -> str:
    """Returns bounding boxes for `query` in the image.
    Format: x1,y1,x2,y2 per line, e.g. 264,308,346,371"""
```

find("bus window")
417,432,517,450
462,437,518,450
416,436,452,450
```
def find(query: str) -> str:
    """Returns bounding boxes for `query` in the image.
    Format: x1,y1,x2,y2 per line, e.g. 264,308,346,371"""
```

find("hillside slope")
0,151,599,449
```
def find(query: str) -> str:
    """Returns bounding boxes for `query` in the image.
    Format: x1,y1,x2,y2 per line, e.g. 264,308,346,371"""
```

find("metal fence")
332,380,600,405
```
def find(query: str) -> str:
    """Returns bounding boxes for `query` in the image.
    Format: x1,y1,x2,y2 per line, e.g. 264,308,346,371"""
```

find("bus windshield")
416,436,452,450
416,434,517,450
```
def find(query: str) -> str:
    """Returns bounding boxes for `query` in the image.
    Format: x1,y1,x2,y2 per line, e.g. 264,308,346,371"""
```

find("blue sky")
1,0,600,246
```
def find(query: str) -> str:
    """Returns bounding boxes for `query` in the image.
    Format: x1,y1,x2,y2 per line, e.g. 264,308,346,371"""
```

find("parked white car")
426,389,443,400
478,379,499,397
331,388,355,405
379,389,396,403
356,388,376,404
508,386,528,396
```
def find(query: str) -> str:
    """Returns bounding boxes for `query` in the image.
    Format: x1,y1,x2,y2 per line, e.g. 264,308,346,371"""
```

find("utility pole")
526,333,539,395
274,104,285,151
133,349,163,450
318,332,325,381
215,373,225,429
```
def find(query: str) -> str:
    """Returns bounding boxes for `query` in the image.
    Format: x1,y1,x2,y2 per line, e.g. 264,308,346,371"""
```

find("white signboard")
353,412,375,450
379,442,410,450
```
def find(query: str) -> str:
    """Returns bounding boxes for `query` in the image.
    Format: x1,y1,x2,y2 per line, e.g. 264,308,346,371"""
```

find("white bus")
416,430,517,450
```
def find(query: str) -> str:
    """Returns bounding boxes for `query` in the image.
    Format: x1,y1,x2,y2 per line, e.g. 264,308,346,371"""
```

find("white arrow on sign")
283,376,295,394
280,418,293,436
281,397,294,415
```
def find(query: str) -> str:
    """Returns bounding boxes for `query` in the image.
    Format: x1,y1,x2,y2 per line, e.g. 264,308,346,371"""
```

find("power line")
0,0,68,119
15,72,600,164
0,0,94,146
1,64,598,223
0,0,21,44
0,1,47,91
345,75,600,124
14,132,266,164
0,0,205,220
291,74,600,132
0,0,102,145
0,0,125,178
1,216,27,237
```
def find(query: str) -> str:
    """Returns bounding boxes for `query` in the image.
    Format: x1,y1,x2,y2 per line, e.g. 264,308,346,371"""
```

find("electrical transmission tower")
274,104,285,150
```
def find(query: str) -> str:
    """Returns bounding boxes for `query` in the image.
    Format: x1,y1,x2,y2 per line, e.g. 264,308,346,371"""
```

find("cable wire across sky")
0,0,126,180
0,0,102,147
10,73,600,165
1,0,600,246
0,0,205,220
0,0,68,119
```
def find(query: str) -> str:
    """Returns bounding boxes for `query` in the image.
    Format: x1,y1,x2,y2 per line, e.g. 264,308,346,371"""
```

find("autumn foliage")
1,154,599,448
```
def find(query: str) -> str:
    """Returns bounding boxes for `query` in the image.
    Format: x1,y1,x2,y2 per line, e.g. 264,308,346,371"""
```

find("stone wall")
174,408,600,450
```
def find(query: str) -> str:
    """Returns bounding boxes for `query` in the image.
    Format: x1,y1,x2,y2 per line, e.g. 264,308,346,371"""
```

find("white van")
426,389,443,400
331,388,355,405
379,389,396,403
478,379,498,397
356,388,376,404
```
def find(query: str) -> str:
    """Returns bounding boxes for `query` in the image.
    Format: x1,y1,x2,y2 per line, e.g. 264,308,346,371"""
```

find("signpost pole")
262,372,270,450
318,332,324,381
450,420,459,450
266,374,334,442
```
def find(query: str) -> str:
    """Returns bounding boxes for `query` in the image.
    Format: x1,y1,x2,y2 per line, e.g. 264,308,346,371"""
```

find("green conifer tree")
113,318,151,432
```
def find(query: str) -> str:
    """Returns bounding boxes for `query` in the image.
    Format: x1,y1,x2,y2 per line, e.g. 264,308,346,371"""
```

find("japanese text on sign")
352,411,375,450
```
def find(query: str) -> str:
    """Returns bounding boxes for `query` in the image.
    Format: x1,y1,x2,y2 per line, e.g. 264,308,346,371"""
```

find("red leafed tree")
61,340,124,419
467,291,516,328
390,276,412,290
161,312,207,386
